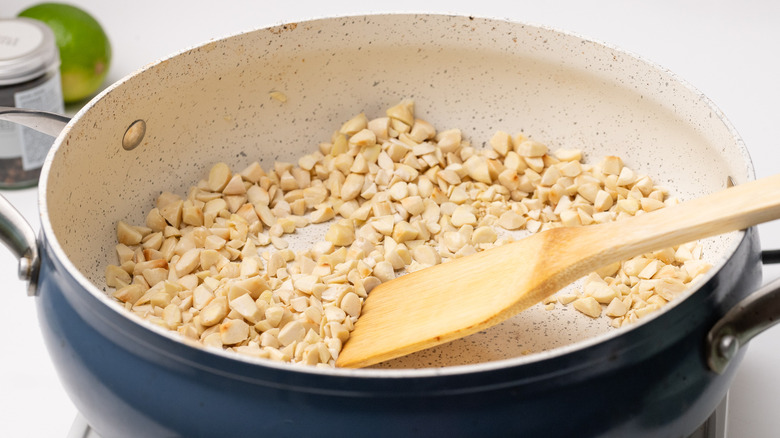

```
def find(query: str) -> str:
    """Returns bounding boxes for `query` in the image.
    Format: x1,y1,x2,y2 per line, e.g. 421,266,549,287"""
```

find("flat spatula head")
336,229,583,368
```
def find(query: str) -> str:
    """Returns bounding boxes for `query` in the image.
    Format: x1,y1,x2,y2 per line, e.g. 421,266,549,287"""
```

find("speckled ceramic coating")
39,14,752,369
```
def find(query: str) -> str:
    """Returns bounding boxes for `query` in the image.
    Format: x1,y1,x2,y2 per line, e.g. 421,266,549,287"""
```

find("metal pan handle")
0,106,70,296
0,195,40,296
707,254,780,373
0,106,70,137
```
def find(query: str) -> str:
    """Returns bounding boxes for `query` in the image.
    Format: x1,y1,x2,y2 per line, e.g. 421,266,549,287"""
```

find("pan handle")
707,255,780,373
0,106,70,137
0,195,40,296
0,106,70,296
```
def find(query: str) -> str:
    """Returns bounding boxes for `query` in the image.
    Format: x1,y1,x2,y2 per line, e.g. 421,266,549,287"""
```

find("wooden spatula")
336,174,780,368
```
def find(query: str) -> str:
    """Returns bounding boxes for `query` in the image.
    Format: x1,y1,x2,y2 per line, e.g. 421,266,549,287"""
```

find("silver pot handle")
0,106,70,296
707,275,780,373
0,106,70,137
0,195,40,296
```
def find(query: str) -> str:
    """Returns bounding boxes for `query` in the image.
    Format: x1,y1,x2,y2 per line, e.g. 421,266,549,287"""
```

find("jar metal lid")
0,18,60,86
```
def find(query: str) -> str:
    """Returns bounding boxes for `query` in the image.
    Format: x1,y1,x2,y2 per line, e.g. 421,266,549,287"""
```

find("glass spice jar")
0,17,64,188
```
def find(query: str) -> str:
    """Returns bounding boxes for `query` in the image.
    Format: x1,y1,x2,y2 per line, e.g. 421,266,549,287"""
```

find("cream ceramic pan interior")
41,14,753,369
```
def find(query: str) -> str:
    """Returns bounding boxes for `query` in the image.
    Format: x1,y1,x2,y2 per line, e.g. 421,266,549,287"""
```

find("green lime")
19,2,112,103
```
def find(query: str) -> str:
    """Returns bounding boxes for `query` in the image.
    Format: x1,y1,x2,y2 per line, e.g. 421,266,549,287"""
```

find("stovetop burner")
65,394,729,438
691,393,729,438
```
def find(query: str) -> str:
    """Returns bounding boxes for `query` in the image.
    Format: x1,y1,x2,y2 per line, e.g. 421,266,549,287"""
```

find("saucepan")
2,13,779,437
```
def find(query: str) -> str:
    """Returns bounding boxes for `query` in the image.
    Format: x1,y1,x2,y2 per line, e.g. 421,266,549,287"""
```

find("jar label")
0,119,21,159
5,70,65,170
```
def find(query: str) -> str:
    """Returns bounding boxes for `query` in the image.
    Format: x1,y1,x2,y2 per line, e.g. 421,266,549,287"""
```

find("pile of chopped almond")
105,99,710,367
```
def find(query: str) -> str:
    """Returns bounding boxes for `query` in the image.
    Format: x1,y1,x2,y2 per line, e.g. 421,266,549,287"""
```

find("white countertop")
2,1,780,436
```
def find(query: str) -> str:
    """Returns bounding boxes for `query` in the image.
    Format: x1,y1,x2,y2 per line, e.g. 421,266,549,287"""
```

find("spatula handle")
591,174,780,263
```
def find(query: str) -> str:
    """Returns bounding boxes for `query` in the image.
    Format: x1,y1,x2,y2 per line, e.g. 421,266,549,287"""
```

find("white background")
2,1,780,436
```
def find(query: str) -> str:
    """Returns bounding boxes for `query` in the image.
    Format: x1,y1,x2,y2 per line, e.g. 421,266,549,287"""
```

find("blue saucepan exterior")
36,225,761,437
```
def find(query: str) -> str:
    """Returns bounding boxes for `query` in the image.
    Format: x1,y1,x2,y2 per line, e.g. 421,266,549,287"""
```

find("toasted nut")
558,160,582,177
554,149,583,162
556,294,577,305
208,162,232,192
278,320,306,346
540,166,562,187
230,293,262,323
117,221,143,246
497,211,526,230
600,156,623,176
340,113,368,136
239,162,266,183
145,208,167,233
330,133,348,156
106,265,131,288
220,318,249,345
258,321,280,341
462,155,492,184
436,129,461,154
368,117,390,141
638,259,661,279
490,131,513,156
471,226,497,244
325,222,355,247
392,221,418,243
372,261,395,282
340,292,361,318
400,196,425,216
616,166,636,186
160,200,183,228
311,206,336,224
157,192,182,211
162,303,182,328
516,140,548,157
298,154,318,172
349,129,377,147
270,236,289,249
192,285,214,310
587,282,617,304
641,197,666,212
412,245,441,266
142,267,168,287
262,305,284,328
573,296,602,318
451,205,478,227
409,119,436,142
223,174,247,195
593,190,614,212
341,173,365,201
618,198,641,215
181,204,204,227
605,297,628,317
200,297,228,327
386,100,414,126
623,257,651,276
113,284,145,305
387,181,409,201
654,278,687,301
684,259,711,279
202,332,223,348
442,231,467,253
497,169,520,191
175,248,202,276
